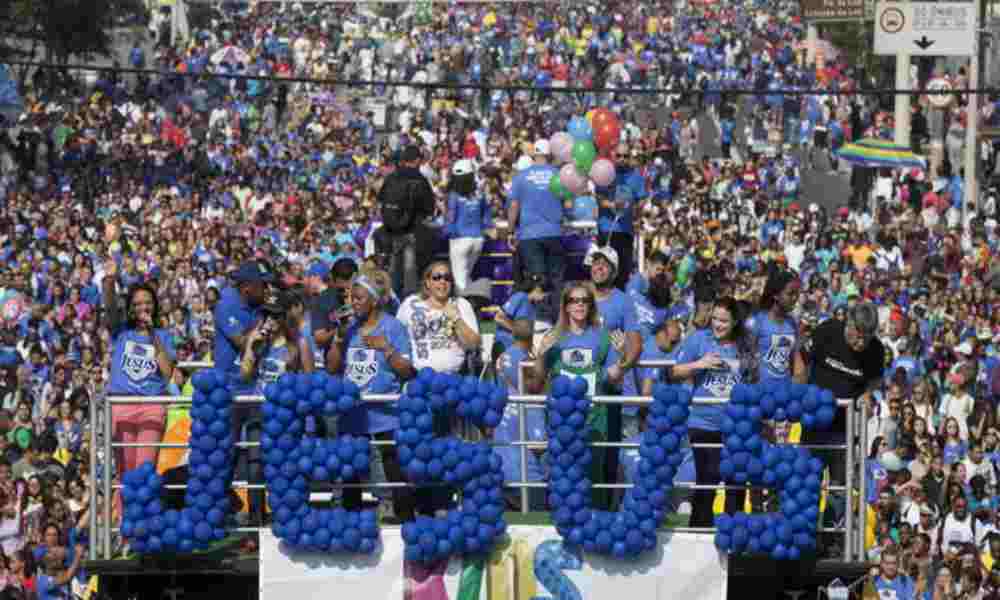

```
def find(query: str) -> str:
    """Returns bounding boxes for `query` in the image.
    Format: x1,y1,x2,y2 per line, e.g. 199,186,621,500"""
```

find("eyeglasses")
429,273,453,282
567,296,591,306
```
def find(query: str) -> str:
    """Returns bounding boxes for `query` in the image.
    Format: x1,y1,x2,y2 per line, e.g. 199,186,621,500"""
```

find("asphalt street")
694,102,854,215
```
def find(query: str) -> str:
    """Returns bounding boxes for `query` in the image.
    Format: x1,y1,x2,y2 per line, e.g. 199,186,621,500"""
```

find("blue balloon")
567,116,593,141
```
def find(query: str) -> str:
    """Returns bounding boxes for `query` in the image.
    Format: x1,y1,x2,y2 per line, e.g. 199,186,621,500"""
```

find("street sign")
874,2,976,56
801,0,867,22
926,77,955,109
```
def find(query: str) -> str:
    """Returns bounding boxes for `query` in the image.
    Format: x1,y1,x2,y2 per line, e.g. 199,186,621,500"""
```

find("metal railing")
90,361,866,562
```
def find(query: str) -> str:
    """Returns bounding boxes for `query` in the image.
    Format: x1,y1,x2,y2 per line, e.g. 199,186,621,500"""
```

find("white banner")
260,526,728,600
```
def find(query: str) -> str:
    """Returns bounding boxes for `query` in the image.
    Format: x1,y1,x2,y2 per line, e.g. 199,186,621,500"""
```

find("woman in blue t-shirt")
531,283,625,395
745,268,804,384
102,258,176,477
239,289,315,522
671,297,750,527
445,159,492,295
326,270,417,519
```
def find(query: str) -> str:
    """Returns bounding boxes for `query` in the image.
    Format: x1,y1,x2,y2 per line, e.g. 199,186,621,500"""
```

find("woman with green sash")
531,283,625,509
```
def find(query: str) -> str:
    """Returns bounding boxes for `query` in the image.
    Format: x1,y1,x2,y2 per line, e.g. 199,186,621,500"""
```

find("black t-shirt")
309,287,342,349
809,318,886,399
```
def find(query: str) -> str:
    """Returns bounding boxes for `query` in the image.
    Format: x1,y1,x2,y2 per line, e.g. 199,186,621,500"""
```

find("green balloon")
571,140,598,174
549,173,568,198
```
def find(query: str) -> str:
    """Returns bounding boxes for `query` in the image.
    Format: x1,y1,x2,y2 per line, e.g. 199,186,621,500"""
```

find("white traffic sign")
874,2,976,56
926,77,955,108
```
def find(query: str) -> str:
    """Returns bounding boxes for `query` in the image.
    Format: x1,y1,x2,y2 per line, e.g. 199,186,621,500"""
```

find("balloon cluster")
549,109,623,200
546,377,692,558
715,382,834,560
396,368,508,564
121,370,234,553
261,372,380,554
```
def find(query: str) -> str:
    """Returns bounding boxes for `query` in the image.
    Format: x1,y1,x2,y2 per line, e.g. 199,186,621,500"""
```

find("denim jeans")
517,237,566,317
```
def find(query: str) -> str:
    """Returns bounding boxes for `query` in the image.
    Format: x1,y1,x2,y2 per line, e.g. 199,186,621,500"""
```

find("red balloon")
593,120,622,150
591,109,620,136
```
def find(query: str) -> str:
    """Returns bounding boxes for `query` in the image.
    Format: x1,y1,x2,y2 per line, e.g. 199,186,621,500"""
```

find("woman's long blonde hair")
546,283,601,344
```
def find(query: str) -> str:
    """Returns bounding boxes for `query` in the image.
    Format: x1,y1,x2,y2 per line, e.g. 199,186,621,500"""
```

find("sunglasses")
429,273,453,282
567,296,591,306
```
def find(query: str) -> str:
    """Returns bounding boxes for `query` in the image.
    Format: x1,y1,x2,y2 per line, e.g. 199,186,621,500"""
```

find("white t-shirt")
397,295,479,374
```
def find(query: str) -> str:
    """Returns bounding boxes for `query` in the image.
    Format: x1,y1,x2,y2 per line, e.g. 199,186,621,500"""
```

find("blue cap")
231,260,275,284
306,262,330,279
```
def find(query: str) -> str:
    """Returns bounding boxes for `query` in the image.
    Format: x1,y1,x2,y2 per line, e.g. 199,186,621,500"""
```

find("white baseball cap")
452,159,474,176
584,245,619,270
533,139,551,156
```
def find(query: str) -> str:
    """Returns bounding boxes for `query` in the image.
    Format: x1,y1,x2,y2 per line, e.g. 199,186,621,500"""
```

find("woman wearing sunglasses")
531,283,626,510
396,261,481,376
670,296,750,528
531,283,626,395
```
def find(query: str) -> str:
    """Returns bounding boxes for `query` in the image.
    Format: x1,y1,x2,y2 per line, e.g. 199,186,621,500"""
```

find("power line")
3,58,997,97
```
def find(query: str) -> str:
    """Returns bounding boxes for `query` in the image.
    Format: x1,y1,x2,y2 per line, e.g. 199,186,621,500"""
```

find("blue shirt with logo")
744,311,799,383
252,343,293,395
543,328,612,396
340,314,411,434
675,329,743,431
510,164,562,240
108,328,177,396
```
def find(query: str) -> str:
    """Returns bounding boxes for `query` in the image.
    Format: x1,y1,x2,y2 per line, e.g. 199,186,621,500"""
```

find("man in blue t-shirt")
872,547,916,599
214,260,274,394
508,139,566,312
586,244,642,504
595,147,647,290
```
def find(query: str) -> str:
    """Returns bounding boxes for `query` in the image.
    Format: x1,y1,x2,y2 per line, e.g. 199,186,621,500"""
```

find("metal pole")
844,398,855,561
894,52,912,147
88,391,98,561
858,395,869,560
966,0,983,224
103,395,113,560
518,361,529,513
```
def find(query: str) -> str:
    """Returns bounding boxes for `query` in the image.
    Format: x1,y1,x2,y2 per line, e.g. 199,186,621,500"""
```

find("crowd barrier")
89,361,868,564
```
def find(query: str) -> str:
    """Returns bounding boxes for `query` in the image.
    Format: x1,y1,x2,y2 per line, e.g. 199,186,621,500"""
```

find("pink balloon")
559,163,588,196
589,159,616,187
551,132,574,165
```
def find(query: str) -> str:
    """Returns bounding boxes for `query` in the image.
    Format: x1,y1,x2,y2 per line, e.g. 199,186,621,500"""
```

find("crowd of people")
0,0,998,597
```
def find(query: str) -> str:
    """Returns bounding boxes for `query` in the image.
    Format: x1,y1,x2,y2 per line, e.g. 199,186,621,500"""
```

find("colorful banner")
259,526,728,600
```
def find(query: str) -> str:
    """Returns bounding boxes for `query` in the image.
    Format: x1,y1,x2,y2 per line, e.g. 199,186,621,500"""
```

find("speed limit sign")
927,77,955,109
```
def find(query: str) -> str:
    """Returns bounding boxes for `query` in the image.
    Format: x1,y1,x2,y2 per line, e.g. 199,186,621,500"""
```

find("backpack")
380,174,423,235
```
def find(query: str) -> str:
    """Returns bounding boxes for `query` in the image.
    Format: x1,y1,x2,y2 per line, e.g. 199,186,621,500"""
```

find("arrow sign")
874,2,976,56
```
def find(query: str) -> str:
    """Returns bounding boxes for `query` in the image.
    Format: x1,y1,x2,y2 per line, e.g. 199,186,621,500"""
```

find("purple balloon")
559,163,588,196
551,132,574,165
589,159,616,187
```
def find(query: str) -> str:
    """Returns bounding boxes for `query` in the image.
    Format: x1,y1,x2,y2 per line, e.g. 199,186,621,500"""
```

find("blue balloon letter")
396,368,507,563
261,372,380,554
545,377,691,557
121,369,235,553
714,382,834,559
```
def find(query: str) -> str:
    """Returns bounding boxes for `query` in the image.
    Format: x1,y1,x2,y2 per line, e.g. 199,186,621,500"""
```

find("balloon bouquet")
548,109,623,201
